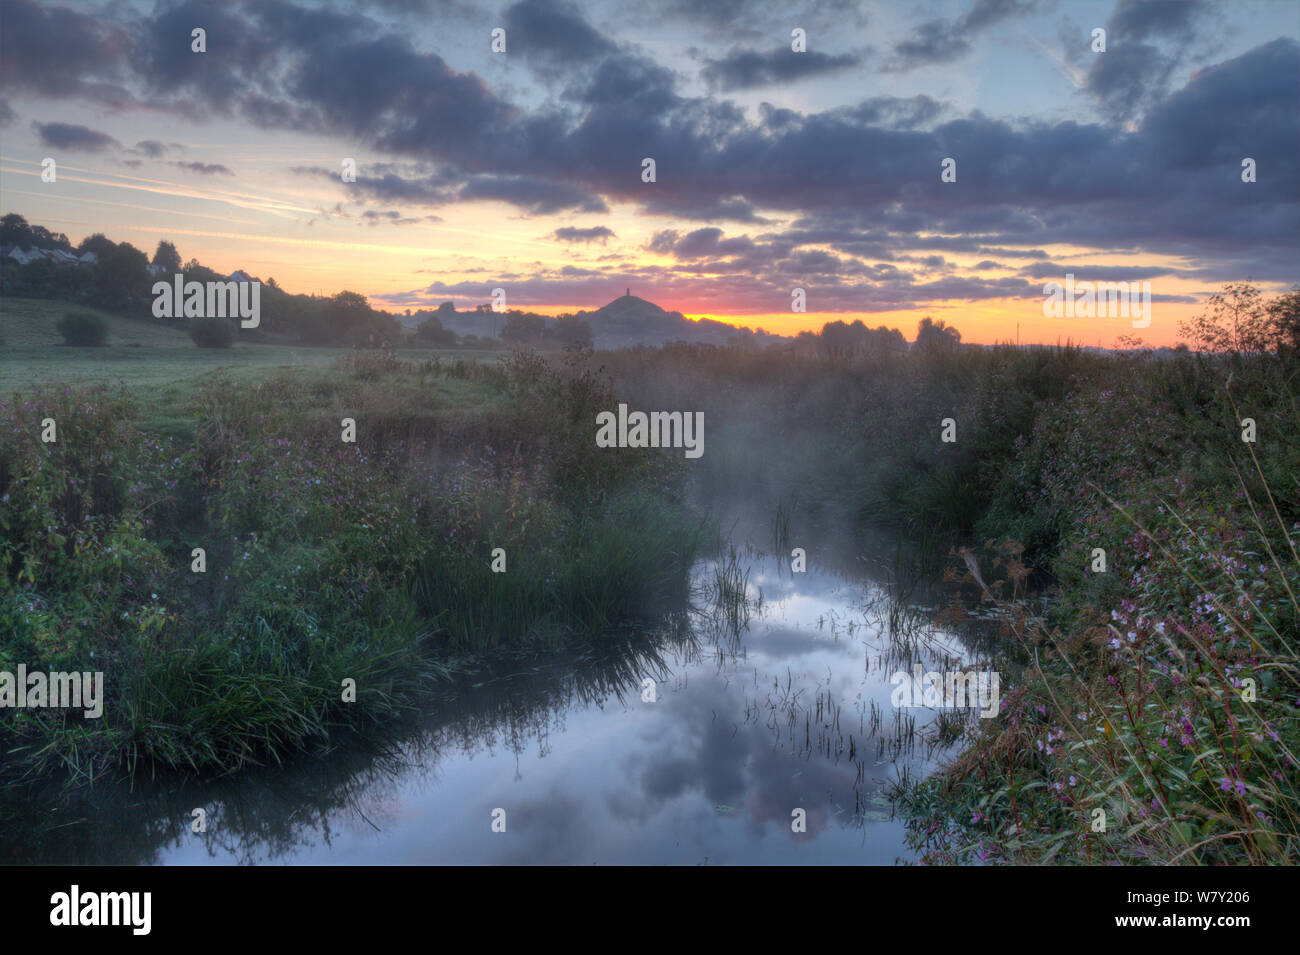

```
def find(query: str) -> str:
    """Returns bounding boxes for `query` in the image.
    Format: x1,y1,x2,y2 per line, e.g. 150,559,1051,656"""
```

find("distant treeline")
2,212,961,353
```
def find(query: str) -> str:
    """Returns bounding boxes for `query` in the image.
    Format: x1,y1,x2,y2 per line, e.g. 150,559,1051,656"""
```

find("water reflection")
1,548,988,865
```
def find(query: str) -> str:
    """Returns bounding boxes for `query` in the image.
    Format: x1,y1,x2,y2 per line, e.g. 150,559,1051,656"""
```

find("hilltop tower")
626,288,630,296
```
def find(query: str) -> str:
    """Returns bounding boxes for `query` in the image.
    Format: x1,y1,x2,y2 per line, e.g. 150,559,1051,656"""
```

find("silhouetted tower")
626,288,630,297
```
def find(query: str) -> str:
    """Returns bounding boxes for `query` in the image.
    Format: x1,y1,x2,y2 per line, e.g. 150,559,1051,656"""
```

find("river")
5,536,980,865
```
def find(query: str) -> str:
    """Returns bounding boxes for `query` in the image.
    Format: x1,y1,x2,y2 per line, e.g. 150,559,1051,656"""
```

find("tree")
57,310,108,346
915,316,961,351
31,225,70,250
76,233,117,258
327,290,373,343
189,316,235,348
93,242,150,310
1265,285,1300,354
0,213,33,248
153,239,182,273
1,215,69,251
1178,282,1272,355
500,313,549,345
554,315,593,350
414,315,457,346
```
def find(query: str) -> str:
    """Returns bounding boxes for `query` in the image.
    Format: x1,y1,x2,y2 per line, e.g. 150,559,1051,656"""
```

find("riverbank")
599,340,1299,864
0,350,707,786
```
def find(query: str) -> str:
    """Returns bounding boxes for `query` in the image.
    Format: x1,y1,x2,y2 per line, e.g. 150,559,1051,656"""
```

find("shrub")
56,310,108,346
189,316,235,348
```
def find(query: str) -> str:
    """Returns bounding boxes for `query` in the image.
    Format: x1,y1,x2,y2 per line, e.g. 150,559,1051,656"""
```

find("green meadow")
3,286,1298,866
0,299,708,785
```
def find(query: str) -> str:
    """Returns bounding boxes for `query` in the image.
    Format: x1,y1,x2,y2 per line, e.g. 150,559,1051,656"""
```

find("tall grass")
0,351,707,786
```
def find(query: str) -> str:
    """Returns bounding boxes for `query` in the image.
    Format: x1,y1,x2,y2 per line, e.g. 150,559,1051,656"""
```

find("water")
6,548,981,865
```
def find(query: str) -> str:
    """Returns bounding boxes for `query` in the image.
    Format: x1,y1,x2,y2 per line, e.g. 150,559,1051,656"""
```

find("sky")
1,0,1298,345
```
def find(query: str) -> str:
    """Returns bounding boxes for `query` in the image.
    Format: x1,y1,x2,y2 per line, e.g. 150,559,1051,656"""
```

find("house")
228,269,254,283
7,247,47,265
48,249,80,265
78,251,98,265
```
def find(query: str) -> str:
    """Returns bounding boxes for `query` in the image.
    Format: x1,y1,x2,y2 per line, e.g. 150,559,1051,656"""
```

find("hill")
403,292,787,349
585,293,756,348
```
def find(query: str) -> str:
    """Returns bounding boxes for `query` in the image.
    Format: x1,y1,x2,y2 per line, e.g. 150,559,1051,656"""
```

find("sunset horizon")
3,0,1296,347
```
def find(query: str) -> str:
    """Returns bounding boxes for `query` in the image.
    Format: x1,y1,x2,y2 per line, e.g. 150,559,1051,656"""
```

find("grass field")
0,297,499,398
0,296,707,788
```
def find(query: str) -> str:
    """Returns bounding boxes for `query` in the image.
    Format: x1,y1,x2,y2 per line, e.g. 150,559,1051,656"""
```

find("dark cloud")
647,227,757,259
553,226,615,243
7,0,1297,306
657,0,868,39
458,174,609,214
359,209,424,225
964,0,1038,31
0,0,135,106
1108,0,1209,41
567,51,682,113
32,121,120,152
701,48,862,91
978,247,1050,260
1083,0,1215,122
888,19,971,71
503,0,618,66
0,98,13,125
291,166,460,205
837,95,946,129
134,140,167,157
1018,263,1184,281
173,160,233,175
886,0,1038,71
135,0,287,115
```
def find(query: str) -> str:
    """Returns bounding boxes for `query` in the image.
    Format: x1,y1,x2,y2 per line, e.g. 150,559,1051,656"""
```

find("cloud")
700,48,862,91
291,165,459,205
359,209,425,225
646,227,756,259
553,225,615,243
32,121,121,152
1108,0,1209,41
9,0,1297,298
0,0,135,106
173,160,234,175
886,0,1038,71
1083,0,1215,123
459,174,609,214
503,0,617,68
836,95,946,129
1018,263,1185,281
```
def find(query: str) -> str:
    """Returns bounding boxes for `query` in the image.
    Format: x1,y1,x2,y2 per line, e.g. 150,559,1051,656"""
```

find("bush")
189,316,235,348
56,310,108,346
